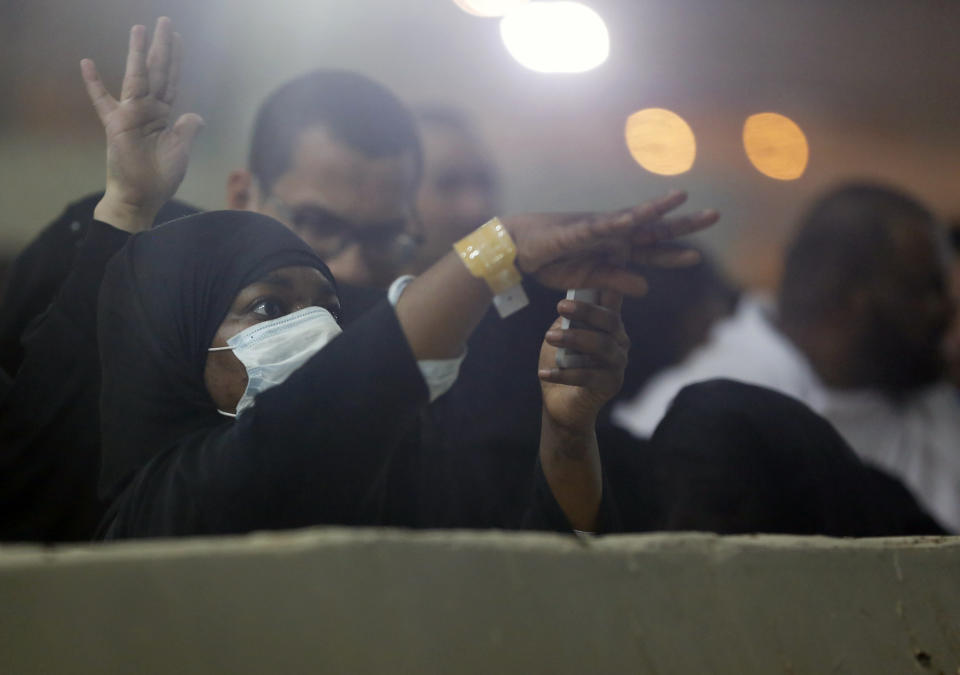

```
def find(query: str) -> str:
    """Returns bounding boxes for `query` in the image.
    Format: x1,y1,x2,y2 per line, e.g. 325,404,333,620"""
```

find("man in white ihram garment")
612,182,960,533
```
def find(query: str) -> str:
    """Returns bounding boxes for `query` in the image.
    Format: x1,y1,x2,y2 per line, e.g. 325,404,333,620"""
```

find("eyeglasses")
265,195,423,261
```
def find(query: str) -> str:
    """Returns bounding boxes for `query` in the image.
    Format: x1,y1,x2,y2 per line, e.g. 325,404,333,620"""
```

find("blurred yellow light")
499,2,610,74
453,0,529,17
743,112,809,180
624,108,697,176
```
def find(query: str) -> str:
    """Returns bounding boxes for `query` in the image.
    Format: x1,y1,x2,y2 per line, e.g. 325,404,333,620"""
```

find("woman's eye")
251,298,285,319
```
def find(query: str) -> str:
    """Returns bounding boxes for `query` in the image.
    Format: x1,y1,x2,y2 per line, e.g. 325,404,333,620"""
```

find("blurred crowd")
1,18,957,543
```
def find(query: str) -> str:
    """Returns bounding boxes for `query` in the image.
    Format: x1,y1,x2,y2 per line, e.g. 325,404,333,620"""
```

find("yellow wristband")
453,217,523,295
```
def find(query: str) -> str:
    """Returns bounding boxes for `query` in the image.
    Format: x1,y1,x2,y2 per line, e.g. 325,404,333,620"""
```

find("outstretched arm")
395,200,718,361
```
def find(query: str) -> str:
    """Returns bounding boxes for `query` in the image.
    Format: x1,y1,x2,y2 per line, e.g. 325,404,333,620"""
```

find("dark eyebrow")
258,272,295,289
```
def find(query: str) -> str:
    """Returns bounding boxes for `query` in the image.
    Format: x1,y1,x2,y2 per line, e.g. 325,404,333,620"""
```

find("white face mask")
208,306,342,417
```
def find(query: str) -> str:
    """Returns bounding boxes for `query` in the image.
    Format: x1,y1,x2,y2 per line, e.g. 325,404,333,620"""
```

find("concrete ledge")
1,529,958,674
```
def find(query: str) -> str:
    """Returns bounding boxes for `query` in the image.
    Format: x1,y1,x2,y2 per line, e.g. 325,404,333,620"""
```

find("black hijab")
97,210,334,497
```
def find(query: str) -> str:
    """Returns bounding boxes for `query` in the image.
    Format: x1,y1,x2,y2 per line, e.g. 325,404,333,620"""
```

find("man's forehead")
277,125,419,217
290,126,415,183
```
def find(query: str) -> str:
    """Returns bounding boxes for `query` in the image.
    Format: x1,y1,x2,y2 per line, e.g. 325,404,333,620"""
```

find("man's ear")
226,169,258,210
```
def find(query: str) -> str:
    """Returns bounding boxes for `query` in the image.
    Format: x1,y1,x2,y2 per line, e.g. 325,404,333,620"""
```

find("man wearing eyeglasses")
225,70,423,291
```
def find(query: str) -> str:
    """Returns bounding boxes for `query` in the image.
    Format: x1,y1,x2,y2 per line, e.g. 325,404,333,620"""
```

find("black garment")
335,283,388,326
98,210,593,537
0,192,197,376
94,211,546,537
422,280,563,528
0,221,130,541
422,254,737,529
628,379,944,536
101,300,429,537
97,211,336,500
0,192,388,542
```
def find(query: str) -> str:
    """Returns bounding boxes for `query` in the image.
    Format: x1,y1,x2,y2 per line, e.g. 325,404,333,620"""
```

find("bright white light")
499,2,610,74
453,0,529,18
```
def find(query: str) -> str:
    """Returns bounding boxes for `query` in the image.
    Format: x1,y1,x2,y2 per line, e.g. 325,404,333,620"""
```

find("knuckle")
603,337,623,358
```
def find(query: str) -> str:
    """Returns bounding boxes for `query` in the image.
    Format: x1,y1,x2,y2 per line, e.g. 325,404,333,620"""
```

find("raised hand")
502,191,719,296
81,18,204,232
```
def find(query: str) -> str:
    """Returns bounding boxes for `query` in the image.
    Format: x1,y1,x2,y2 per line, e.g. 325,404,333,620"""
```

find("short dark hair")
779,181,936,323
248,70,422,194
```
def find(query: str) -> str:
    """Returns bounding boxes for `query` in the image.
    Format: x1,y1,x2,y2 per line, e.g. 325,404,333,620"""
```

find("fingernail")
545,330,564,343
538,368,554,378
558,299,575,312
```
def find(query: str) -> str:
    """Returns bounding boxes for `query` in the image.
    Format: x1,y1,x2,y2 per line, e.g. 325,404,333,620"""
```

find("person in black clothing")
633,379,945,536
0,194,197,377
93,208,629,536
0,217,130,541
1,17,721,540
405,105,737,528
78,20,716,537
0,32,438,541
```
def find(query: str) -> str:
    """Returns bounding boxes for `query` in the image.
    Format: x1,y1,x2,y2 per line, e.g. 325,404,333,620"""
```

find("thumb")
172,113,205,153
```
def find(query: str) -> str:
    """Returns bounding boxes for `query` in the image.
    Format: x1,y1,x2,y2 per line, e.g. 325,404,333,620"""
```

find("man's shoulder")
611,295,811,437
25,192,199,248
673,295,798,375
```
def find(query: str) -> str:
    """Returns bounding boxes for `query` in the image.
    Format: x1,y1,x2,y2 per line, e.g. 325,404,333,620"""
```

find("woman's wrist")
453,217,528,317
542,393,606,437
541,408,597,459
94,193,157,234
539,406,602,531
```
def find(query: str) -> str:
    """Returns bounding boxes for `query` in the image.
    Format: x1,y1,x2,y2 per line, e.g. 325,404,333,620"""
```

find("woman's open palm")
81,18,203,222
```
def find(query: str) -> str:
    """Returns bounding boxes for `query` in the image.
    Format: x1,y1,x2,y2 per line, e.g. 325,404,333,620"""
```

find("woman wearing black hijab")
96,209,429,535
79,19,717,538
93,207,623,536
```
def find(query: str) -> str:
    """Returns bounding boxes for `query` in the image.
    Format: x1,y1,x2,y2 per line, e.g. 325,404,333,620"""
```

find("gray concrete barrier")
1,529,958,674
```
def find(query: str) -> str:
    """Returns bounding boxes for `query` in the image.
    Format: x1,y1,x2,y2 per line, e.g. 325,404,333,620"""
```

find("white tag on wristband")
492,283,529,318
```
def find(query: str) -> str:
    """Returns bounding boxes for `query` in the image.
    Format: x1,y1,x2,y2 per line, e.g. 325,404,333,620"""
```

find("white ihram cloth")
612,294,960,533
